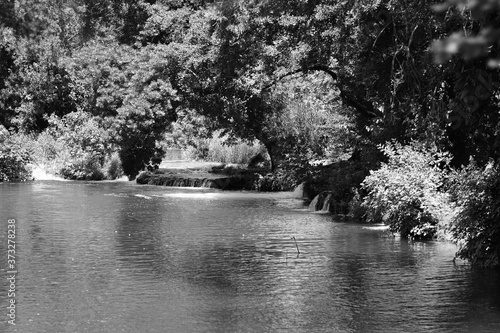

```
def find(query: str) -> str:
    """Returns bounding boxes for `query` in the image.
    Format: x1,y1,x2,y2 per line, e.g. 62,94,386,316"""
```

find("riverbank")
136,161,357,217
136,161,356,220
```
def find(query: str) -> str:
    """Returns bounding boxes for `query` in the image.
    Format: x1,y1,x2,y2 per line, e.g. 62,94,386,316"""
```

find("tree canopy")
2,0,499,172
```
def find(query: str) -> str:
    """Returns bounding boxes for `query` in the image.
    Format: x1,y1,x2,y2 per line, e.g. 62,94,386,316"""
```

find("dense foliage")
447,161,500,266
0,125,32,181
37,111,110,180
362,142,454,239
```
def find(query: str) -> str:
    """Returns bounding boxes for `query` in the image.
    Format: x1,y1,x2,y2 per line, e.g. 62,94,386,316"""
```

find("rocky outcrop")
308,190,353,220
136,171,259,190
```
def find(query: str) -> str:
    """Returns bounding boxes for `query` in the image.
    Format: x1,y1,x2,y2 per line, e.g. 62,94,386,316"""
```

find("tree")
140,1,448,169
0,0,83,131
114,46,179,179
432,0,500,166
194,0,500,168
65,42,179,178
1,37,78,132
260,72,357,169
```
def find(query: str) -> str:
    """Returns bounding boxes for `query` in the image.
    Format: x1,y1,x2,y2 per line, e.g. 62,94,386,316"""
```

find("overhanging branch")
263,65,380,119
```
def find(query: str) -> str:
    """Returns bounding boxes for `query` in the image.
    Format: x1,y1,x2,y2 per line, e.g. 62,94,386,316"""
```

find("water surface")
1,181,499,332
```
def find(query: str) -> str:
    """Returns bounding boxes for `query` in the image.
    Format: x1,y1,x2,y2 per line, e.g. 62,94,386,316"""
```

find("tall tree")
432,0,500,166
170,0,499,168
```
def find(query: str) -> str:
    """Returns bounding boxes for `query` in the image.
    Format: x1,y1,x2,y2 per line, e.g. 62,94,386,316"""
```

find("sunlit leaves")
0,125,32,181
362,141,455,238
140,4,193,44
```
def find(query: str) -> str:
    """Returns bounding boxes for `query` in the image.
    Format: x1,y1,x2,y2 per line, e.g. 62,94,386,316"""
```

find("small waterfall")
321,194,332,212
308,194,319,211
292,182,305,198
201,179,212,188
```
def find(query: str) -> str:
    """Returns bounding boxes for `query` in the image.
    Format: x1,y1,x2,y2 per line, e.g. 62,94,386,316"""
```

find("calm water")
1,181,499,333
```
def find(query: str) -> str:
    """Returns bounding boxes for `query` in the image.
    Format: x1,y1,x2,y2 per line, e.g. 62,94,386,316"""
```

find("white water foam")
362,224,390,230
134,194,152,199
31,165,67,181
308,194,319,211
321,194,332,212
291,182,305,198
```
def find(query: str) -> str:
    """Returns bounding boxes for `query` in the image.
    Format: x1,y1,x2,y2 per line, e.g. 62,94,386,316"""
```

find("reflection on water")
1,181,500,332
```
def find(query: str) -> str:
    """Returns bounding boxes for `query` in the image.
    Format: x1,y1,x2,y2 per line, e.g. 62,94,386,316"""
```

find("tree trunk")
268,149,276,172
260,139,279,172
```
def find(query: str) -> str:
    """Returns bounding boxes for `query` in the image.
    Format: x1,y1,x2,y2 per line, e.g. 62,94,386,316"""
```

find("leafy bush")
0,126,33,181
33,111,111,180
206,131,263,165
60,153,105,180
348,188,366,220
103,152,124,180
447,160,500,267
262,72,358,170
361,141,454,239
254,169,297,191
182,140,209,160
179,129,264,165
162,109,213,151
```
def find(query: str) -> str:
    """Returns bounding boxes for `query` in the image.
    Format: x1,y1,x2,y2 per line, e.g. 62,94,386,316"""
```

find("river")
1,181,499,332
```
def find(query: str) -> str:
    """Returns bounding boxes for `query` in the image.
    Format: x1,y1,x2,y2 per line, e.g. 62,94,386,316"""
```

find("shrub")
182,139,209,160
0,126,33,182
180,130,264,164
103,152,124,180
361,141,454,239
33,111,111,180
348,188,366,220
447,160,500,267
206,131,262,165
32,131,67,175
254,169,297,191
60,153,105,180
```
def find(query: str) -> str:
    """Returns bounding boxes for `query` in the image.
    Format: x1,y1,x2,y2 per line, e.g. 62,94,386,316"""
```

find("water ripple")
1,182,499,332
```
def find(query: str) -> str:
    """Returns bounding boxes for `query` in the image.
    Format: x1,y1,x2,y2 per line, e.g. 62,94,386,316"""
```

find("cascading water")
292,182,305,198
321,194,332,212
308,194,319,211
